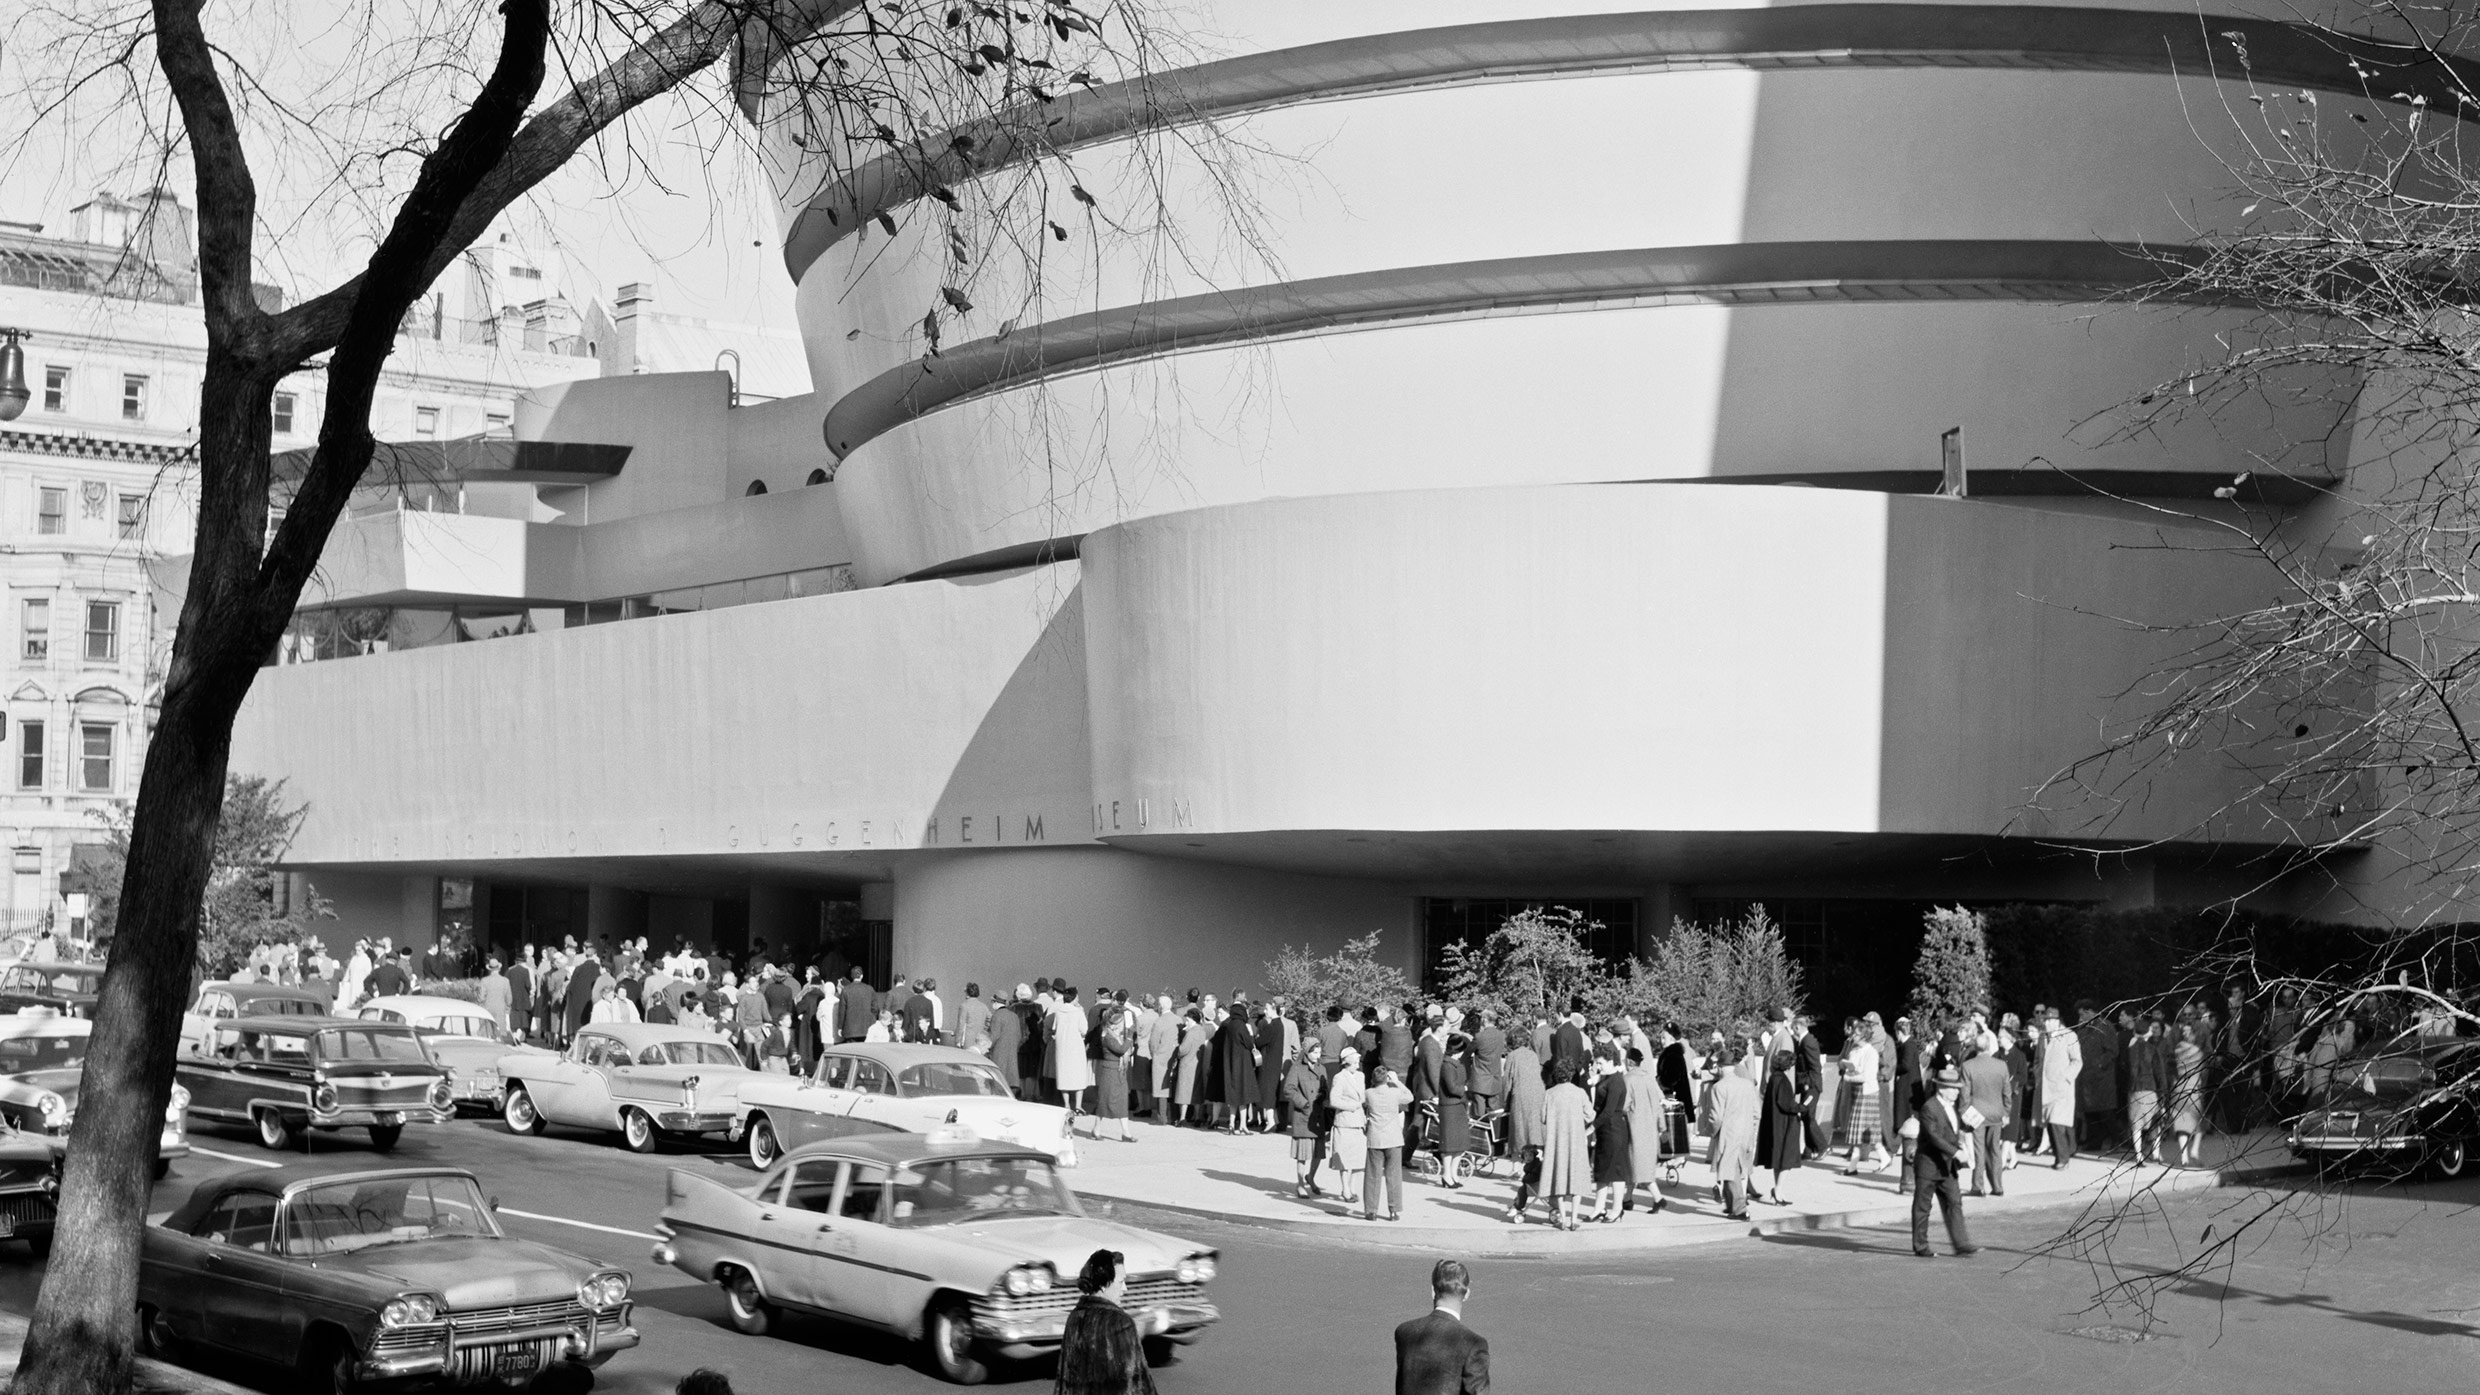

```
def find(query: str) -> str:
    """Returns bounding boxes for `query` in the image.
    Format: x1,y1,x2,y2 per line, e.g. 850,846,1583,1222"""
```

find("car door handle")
815,1222,833,1233
759,1212,776,1223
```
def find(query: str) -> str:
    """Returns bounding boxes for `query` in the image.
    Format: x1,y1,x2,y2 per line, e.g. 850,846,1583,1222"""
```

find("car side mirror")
488,1196,501,1212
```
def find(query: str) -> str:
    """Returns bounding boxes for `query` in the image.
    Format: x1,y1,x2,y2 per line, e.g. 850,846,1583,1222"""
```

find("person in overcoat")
1433,1032,1471,1189
1890,1018,1925,1195
1145,995,1183,1119
1588,1054,1633,1222
1622,1046,1668,1205
1054,1250,1157,1395
1171,1009,1207,1121
1284,1041,1328,1197
1909,1067,1979,1258
1537,1065,1593,1230
1656,1026,1694,1147
1050,988,1096,1112
2037,1007,2084,1166
1501,1043,1546,1155
1755,1049,1803,1206
1251,1002,1287,1132
1208,1004,1255,1130
1327,1045,1369,1202
1708,1039,1761,1219
987,988,1029,1095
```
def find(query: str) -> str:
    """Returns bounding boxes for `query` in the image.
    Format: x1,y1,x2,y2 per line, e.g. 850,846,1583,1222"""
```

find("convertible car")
497,1023,763,1152
359,995,551,1110
138,1165,637,1394
735,1043,1075,1169
654,1128,1217,1384
0,1015,189,1178
179,1017,455,1151
2290,1036,2480,1178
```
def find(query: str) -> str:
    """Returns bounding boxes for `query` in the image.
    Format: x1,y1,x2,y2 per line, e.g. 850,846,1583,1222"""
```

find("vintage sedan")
138,1165,637,1394
2290,1037,2480,1178
655,1129,1218,1384
180,1017,455,1152
498,1023,764,1153
359,995,552,1110
0,962,102,1017
0,1123,63,1255
179,980,330,1057
0,1015,189,1178
736,1044,1076,1169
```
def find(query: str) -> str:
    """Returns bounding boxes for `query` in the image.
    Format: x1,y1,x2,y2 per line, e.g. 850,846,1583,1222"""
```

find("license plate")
375,1112,403,1126
494,1345,540,1376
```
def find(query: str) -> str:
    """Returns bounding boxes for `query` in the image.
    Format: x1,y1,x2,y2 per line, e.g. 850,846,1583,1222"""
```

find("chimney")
134,189,196,272
605,283,652,377
69,193,137,250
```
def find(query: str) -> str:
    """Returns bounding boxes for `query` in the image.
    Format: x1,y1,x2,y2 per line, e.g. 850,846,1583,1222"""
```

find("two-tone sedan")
498,1023,764,1153
655,1128,1218,1384
2290,1036,2480,1178
0,962,102,1018
138,1165,637,1395
179,980,330,1057
180,1017,455,1152
358,995,552,1111
735,1043,1076,1169
0,1015,189,1179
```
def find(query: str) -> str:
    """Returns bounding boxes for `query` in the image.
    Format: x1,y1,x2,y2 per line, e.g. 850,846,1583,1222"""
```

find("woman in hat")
1755,1048,1804,1206
1327,1044,1368,1204
1054,1249,1157,1395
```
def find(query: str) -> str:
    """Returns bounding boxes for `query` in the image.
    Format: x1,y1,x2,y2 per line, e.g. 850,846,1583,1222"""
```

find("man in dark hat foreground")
1910,1065,1980,1259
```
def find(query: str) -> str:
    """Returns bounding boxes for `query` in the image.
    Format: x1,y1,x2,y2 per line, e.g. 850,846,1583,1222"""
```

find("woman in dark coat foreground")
1055,1249,1157,1395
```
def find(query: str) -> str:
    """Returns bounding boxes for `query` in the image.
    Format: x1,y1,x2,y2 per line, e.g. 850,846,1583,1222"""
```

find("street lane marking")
187,1147,282,1169
498,1206,661,1241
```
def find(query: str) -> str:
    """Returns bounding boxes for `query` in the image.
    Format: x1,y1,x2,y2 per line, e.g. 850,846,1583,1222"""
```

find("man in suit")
1394,1259,1489,1395
1656,1023,1694,1137
1377,1004,1417,1082
834,966,875,1043
1411,1018,1447,1105
561,949,604,1044
503,951,534,1043
1794,1014,1827,1154
363,947,412,1001
1911,1066,1980,1258
1549,1002,1590,1081
1960,1037,2014,1197
1889,1017,1924,1195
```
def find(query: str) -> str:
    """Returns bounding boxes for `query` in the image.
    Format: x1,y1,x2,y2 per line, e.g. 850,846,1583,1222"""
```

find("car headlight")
165,1086,190,1124
34,1093,66,1126
428,1079,455,1110
1001,1263,1057,1297
379,1294,439,1327
1176,1253,1218,1284
579,1273,630,1309
312,1083,340,1113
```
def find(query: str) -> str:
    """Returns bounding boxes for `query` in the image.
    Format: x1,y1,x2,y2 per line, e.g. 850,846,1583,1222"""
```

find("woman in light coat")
2037,1012,2084,1160
1622,1047,1668,1211
1171,1009,1207,1122
1707,1036,1761,1219
1326,1045,1369,1205
1051,988,1095,1113
1539,1065,1593,1230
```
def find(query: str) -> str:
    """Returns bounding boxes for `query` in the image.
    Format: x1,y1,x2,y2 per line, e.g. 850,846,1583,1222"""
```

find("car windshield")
640,1041,743,1067
897,1061,1012,1098
4,969,92,994
887,1156,1082,1227
315,1029,432,1063
0,1034,81,1073
283,1174,501,1254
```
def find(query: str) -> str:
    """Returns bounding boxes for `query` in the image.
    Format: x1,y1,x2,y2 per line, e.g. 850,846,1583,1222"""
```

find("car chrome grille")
335,1080,438,1108
449,1299,591,1339
0,1196,55,1234
979,1274,1201,1319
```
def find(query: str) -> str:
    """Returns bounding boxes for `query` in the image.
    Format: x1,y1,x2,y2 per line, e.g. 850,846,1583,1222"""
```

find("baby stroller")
1409,1100,1505,1186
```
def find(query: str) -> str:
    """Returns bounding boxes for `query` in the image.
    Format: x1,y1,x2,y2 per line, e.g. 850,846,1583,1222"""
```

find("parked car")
179,980,331,1057
178,977,332,1052
2290,1037,2480,1178
0,1123,62,1256
497,1023,763,1153
0,962,103,1017
358,995,551,1110
0,1015,189,1179
735,1043,1075,1169
137,1164,638,1394
179,1017,455,1152
656,1128,1216,1383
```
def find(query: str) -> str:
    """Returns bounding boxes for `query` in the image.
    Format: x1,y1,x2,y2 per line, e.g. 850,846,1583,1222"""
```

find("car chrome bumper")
654,1111,735,1133
2291,1134,2423,1152
980,1301,1216,1353
311,1108,454,1130
358,1313,638,1380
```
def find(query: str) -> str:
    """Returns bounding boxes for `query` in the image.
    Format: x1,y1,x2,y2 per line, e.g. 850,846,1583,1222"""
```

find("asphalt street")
0,1113,2470,1394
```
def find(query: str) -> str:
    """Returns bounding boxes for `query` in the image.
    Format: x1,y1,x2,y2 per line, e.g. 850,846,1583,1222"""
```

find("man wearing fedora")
1909,1064,1981,1259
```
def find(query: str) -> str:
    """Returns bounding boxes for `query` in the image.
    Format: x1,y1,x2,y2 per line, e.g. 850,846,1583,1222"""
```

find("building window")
271,391,295,436
20,600,45,661
41,368,67,413
36,488,64,536
485,412,509,431
414,406,439,437
10,849,35,876
116,494,144,541
83,601,118,663
18,722,42,790
78,723,112,793
121,375,147,422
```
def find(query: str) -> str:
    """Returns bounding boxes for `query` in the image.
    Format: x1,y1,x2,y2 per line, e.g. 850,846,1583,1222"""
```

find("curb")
1082,1156,2303,1256
0,1311,260,1395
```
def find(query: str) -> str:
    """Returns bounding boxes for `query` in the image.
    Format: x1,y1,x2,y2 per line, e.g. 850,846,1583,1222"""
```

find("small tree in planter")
1907,905,1993,1030
1263,931,1416,1014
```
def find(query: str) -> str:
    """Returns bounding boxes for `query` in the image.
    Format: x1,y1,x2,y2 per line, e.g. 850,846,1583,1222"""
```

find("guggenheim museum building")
230,0,2425,1004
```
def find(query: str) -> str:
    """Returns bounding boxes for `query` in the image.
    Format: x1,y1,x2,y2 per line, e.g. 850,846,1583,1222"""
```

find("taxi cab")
654,1127,1217,1384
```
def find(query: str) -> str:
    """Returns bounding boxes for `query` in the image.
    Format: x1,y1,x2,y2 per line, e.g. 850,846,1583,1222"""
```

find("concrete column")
749,884,809,961
1641,884,1681,956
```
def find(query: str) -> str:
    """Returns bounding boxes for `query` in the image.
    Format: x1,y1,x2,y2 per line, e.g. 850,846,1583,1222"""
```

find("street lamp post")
0,328,28,421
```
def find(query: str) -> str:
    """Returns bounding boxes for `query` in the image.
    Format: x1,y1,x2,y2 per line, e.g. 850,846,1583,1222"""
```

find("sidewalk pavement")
1070,1119,2306,1255
0,1311,256,1394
